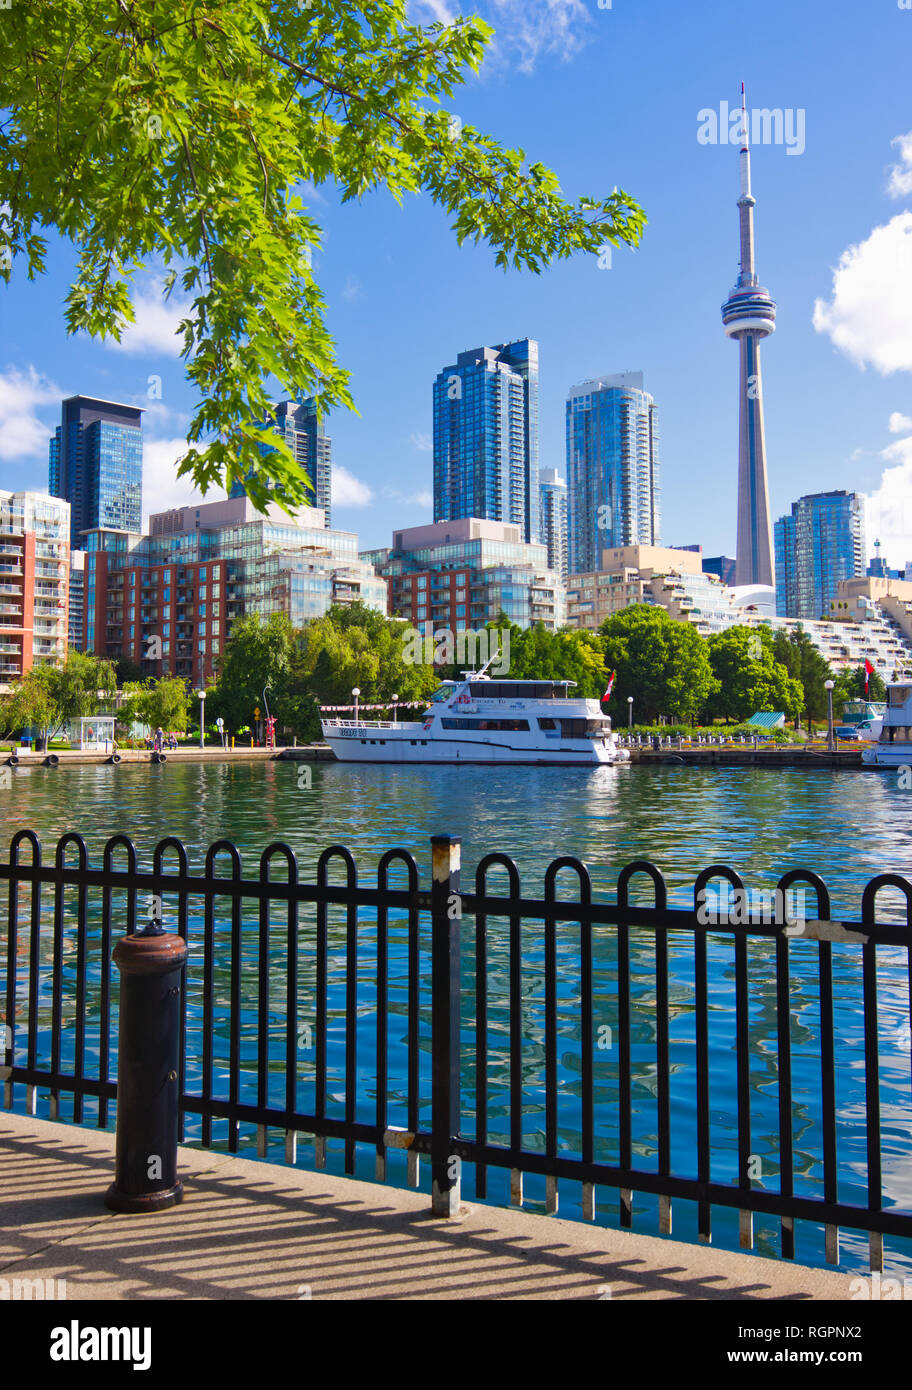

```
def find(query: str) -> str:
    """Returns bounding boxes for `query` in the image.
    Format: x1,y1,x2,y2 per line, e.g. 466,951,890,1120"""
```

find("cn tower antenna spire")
721,83,776,589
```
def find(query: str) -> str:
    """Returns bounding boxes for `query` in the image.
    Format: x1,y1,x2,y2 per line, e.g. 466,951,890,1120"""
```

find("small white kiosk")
69,717,116,752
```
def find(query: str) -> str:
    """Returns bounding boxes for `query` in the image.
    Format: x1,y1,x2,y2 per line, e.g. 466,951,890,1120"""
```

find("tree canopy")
0,1,646,509
599,606,718,722
706,627,803,724
0,652,116,741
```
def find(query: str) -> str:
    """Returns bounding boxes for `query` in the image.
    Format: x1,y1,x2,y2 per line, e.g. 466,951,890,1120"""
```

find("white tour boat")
862,681,912,767
321,658,630,766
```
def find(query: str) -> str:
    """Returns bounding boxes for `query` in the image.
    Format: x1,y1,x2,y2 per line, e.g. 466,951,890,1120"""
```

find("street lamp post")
391,693,399,723
352,687,360,723
824,679,835,754
627,696,634,730
196,689,206,750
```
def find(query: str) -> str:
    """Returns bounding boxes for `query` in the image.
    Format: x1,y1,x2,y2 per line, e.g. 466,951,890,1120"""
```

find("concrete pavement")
0,1112,861,1301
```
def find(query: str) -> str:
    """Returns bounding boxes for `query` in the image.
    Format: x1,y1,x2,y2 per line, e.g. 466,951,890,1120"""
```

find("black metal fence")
2,827,912,1271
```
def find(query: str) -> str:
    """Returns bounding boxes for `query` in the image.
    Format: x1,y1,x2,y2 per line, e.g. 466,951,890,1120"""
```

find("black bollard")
105,923,187,1213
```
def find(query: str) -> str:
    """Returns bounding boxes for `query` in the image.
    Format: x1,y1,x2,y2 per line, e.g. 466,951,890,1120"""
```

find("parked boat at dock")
321,658,630,766
862,682,912,767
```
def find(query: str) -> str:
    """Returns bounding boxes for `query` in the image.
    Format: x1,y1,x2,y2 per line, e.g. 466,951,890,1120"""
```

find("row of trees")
600,606,886,726
0,603,889,745
202,603,886,739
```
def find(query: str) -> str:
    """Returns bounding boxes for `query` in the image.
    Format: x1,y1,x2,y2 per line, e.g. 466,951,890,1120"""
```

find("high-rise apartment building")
565,371,660,575
68,551,85,652
231,398,333,526
539,469,568,579
84,497,384,687
0,491,71,688
774,490,866,619
363,517,563,633
433,339,540,543
49,396,143,549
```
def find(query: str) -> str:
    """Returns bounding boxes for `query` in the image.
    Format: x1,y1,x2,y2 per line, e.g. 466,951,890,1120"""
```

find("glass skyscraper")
774,490,866,619
539,468,568,579
433,339,540,543
49,396,143,550
230,398,332,526
565,371,660,575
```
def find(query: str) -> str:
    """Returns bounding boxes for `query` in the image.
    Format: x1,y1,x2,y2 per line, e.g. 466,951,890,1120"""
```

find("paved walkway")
0,1113,860,1301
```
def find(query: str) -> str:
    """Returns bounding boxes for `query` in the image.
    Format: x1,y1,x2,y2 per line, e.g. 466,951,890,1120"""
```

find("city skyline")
1,1,911,568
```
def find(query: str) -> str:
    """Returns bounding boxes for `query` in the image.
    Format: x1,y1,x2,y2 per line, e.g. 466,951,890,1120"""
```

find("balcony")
0,664,22,676
0,563,23,576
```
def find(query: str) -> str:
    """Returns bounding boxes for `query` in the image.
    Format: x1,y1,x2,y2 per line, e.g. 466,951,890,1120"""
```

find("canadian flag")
601,670,617,703
865,659,875,694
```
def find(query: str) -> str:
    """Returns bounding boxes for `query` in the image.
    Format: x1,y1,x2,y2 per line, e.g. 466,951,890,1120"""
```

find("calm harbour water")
3,757,912,1274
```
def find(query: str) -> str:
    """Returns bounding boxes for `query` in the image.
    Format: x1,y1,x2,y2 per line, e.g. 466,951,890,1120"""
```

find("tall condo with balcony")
539,469,568,579
565,371,660,575
230,398,333,526
433,339,540,543
774,490,866,619
0,491,71,689
49,395,143,550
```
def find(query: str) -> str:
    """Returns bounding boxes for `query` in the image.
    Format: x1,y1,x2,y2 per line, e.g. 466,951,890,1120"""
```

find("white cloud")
141,437,208,529
409,431,432,452
864,420,912,571
410,0,590,73
888,132,912,200
382,485,433,508
105,277,192,358
0,365,62,461
812,213,912,374
341,276,362,303
332,465,373,507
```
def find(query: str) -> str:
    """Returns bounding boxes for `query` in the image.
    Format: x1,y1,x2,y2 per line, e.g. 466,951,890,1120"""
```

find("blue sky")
2,0,912,564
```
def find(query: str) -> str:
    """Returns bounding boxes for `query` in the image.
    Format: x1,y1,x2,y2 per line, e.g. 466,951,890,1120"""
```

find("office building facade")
433,340,540,543
49,395,143,549
565,371,660,574
774,490,866,619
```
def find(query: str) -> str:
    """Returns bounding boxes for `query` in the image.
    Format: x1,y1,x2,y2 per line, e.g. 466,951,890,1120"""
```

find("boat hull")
861,744,912,768
321,722,628,766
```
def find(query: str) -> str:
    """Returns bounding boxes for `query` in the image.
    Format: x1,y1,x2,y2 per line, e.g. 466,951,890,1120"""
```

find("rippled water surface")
3,758,911,1273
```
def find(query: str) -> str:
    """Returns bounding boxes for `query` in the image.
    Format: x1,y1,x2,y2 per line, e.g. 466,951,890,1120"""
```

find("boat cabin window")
888,687,912,707
560,718,609,739
430,684,456,703
538,717,556,730
468,682,568,700
441,717,530,732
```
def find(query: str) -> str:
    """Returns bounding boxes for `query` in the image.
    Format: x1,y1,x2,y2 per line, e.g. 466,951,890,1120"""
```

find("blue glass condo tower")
565,371,660,575
49,396,143,550
433,339,540,543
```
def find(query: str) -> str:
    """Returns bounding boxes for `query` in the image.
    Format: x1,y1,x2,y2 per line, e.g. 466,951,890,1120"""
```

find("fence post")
430,834,462,1217
105,922,187,1213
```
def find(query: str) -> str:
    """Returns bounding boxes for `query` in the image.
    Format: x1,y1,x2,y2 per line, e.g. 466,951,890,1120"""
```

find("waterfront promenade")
0,1113,856,1301
2,743,866,769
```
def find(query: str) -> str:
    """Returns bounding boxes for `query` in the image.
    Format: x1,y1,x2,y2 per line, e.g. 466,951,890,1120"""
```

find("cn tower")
721,86,777,587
